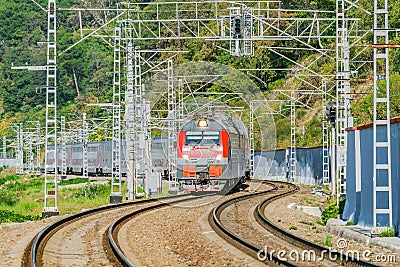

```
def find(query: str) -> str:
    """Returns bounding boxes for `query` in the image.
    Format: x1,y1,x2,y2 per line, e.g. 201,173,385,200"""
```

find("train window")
72,147,82,152
88,147,97,152
185,131,220,146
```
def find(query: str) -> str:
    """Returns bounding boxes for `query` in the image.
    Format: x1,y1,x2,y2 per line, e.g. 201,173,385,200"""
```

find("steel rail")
27,194,193,267
107,194,215,267
209,180,304,266
255,189,382,267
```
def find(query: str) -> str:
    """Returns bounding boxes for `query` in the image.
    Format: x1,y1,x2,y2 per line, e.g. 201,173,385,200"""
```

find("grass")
58,178,96,186
0,170,132,222
378,226,397,237
324,235,333,247
299,196,320,206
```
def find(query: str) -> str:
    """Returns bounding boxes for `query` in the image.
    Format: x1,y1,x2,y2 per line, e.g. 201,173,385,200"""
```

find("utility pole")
60,116,66,180
110,27,122,204
43,0,59,218
82,113,88,179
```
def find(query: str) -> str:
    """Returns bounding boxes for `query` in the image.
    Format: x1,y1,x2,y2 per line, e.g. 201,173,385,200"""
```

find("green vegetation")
321,204,338,225
324,235,333,247
289,225,298,230
299,196,320,207
0,210,40,223
58,178,96,186
0,171,126,222
1,1,400,149
319,195,346,225
378,227,397,237
345,221,356,226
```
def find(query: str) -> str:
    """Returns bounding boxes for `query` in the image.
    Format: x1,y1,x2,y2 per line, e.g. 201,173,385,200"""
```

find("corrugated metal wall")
254,146,325,185
343,119,400,233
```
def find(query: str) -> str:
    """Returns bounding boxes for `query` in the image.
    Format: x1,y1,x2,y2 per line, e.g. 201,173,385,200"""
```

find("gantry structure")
17,0,396,220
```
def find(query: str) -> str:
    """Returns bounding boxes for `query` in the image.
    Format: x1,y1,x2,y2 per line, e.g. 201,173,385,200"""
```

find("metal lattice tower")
27,133,34,173
372,0,392,228
110,27,122,203
249,101,255,177
322,81,330,185
60,116,66,180
43,0,59,217
16,123,24,175
82,113,88,179
289,94,296,183
125,40,135,201
36,122,41,176
143,100,152,197
178,79,184,127
2,136,6,158
167,59,177,187
336,0,351,198
133,48,147,198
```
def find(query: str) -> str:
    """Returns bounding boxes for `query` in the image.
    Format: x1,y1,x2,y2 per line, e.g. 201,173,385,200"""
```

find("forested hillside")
1,0,400,149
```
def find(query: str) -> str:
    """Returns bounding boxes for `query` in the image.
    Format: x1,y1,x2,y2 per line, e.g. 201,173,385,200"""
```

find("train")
45,113,250,194
46,137,168,177
177,113,250,193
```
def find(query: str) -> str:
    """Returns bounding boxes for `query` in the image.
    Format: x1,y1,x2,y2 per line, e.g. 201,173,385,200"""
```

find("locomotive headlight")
183,154,189,161
215,154,222,161
197,118,208,128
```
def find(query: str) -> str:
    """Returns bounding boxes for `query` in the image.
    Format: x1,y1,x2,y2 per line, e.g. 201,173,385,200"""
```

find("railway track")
106,194,217,266
23,194,199,267
106,181,275,267
210,180,381,267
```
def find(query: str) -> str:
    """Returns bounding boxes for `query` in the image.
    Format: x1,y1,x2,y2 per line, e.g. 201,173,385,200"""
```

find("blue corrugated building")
343,118,400,235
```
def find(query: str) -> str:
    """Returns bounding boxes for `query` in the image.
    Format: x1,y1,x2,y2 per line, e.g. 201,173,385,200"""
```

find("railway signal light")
326,102,337,125
232,15,242,39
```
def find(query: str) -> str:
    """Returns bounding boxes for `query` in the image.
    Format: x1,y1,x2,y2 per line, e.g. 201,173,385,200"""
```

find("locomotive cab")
177,115,249,193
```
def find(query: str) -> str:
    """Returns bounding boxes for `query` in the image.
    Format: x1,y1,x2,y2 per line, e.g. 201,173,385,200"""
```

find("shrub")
72,183,108,199
289,225,297,230
321,204,338,225
0,188,17,206
0,209,40,223
59,178,95,186
324,236,333,247
0,174,20,186
378,227,396,237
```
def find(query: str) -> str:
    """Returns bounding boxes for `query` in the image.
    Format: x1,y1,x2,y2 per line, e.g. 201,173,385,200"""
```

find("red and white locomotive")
177,113,250,193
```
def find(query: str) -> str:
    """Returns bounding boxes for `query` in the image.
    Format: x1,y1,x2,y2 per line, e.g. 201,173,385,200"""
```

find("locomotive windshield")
185,131,220,146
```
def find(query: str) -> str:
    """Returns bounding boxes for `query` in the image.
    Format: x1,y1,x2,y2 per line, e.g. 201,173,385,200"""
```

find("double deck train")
47,137,168,176
177,113,250,193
